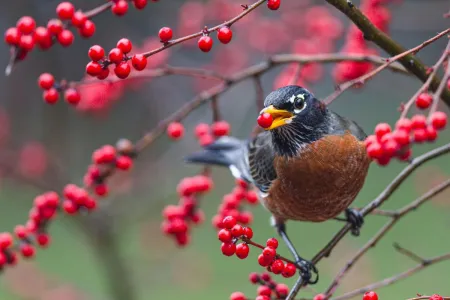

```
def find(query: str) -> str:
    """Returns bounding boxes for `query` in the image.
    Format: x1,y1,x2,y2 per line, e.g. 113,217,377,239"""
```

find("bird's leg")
271,217,319,287
343,208,364,236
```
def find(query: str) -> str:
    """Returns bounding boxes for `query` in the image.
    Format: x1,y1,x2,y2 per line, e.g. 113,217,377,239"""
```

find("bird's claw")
296,259,319,285
345,208,364,236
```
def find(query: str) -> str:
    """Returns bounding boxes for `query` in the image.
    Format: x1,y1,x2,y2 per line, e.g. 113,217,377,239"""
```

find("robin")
185,85,371,295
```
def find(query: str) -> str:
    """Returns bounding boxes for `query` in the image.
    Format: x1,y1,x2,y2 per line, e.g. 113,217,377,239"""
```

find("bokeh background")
0,0,449,299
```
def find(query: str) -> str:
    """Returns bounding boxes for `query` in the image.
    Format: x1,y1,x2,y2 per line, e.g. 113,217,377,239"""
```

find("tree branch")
325,0,450,106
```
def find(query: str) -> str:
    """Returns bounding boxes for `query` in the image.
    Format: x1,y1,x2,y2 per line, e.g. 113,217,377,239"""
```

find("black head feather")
264,85,330,157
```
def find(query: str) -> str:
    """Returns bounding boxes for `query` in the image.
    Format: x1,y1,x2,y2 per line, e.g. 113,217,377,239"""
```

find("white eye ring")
293,98,307,114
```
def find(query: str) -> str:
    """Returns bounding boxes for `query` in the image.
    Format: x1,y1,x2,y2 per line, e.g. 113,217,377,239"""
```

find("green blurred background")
0,0,449,299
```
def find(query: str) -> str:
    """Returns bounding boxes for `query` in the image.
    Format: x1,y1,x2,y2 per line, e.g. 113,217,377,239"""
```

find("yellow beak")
260,105,294,130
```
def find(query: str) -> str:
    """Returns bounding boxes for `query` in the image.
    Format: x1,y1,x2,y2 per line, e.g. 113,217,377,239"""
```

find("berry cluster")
166,121,231,143
230,272,289,300
334,0,394,82
86,139,136,196
37,73,81,105
86,39,148,80
218,216,297,278
110,0,150,16
161,175,213,246
429,295,444,300
211,179,258,230
365,111,448,165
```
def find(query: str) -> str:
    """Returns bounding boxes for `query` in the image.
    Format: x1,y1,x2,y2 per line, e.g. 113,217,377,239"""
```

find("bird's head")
260,85,328,131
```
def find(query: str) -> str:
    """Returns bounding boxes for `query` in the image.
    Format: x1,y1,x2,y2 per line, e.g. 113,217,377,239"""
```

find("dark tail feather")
184,137,249,181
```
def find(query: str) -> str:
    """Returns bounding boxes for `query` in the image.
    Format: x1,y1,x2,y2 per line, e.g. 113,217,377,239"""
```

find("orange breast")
264,133,371,223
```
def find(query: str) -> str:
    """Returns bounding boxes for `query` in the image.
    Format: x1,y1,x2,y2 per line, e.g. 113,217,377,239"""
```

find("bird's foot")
345,208,364,236
296,258,319,285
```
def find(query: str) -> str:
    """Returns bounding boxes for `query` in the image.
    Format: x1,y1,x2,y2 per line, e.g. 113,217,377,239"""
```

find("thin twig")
429,54,450,117
323,28,450,105
331,253,450,300
393,243,427,264
324,179,450,297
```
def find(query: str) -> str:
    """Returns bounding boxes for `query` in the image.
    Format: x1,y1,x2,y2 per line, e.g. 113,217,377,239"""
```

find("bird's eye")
293,97,306,113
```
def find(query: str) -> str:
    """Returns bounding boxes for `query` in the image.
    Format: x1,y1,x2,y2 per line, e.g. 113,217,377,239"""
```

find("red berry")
392,129,410,146
112,0,129,16
413,128,427,143
131,54,147,70
218,229,232,242
63,200,78,214
79,20,96,38
34,27,52,49
17,16,36,34
97,68,110,80
4,27,21,45
430,111,447,130
38,73,55,90
71,11,87,27
64,88,81,105
257,113,273,128
313,294,326,300
397,148,412,161
20,243,35,258
88,45,105,61
198,36,213,52
396,118,412,132
221,242,236,256
133,0,148,10
257,285,272,296
167,122,184,139
282,263,297,278
159,27,173,43
362,291,378,300
230,292,247,300
195,123,210,138
231,224,244,237
429,294,444,300
56,2,75,19
266,237,278,249
415,93,432,109
411,114,427,129
109,48,124,64
426,126,438,141
249,272,259,284
243,227,253,239
0,233,13,248
117,38,132,53
14,225,28,239
19,35,35,51
211,121,230,136
235,243,250,259
275,284,289,297
36,233,50,247
199,134,214,146
116,155,133,170
57,29,74,47
47,19,64,35
217,26,233,44
222,216,237,229
267,0,281,10
366,142,383,159
255,296,270,300
43,88,59,104
257,254,271,267
95,184,108,196
114,62,131,79
270,259,284,274
246,191,258,204
86,61,102,76
262,246,276,259
374,123,391,139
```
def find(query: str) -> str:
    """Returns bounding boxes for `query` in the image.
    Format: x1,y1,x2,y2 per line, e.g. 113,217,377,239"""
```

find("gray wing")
327,111,367,141
247,131,277,194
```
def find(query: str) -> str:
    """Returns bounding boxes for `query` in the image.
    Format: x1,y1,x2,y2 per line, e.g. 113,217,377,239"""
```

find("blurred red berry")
159,27,173,43
313,294,326,300
430,111,447,130
374,123,391,139
64,88,81,105
411,114,427,129
19,35,35,51
88,45,105,61
276,284,289,297
20,243,35,258
395,118,412,132
257,285,272,296
223,216,237,229
426,126,438,141
217,26,233,44
56,2,75,19
34,27,52,49
36,233,50,247
167,122,184,139
116,156,133,170
133,0,148,9
132,54,147,70
198,36,213,52
43,88,59,104
38,73,55,90
211,121,230,136
17,16,36,34
363,291,378,300
4,27,21,45
429,295,444,300
112,0,129,16
230,292,247,300
415,93,432,109
267,0,281,10
199,134,214,146
194,123,210,138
